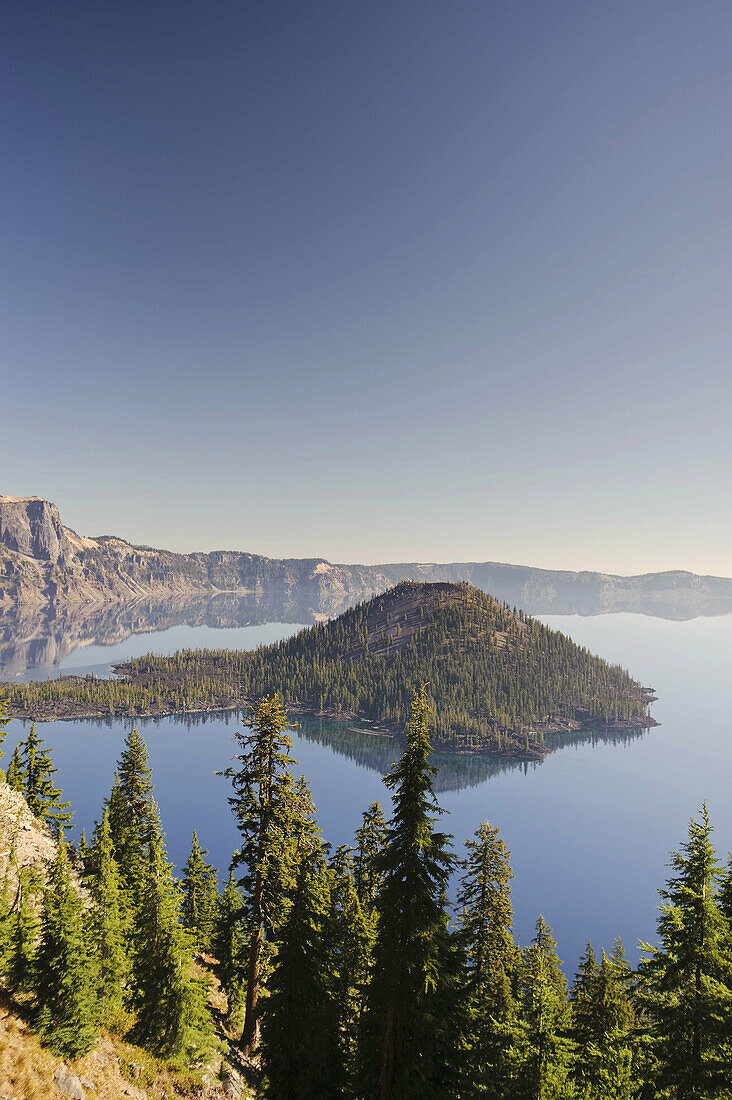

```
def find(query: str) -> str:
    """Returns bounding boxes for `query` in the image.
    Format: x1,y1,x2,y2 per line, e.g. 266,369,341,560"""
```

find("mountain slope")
3,582,656,759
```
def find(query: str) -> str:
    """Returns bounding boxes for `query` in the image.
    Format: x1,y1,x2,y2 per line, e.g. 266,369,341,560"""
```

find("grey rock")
52,1065,85,1099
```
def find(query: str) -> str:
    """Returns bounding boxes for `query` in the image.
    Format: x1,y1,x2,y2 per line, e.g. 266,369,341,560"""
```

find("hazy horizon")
4,2,731,574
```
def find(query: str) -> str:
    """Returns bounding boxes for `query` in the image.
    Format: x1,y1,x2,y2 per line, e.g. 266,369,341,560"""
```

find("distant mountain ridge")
2,494,731,619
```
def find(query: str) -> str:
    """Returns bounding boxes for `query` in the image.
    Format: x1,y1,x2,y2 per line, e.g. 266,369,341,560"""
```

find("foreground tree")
89,807,131,1022
181,830,218,950
517,915,574,1100
260,845,345,1099
130,803,213,1059
638,804,732,1099
35,841,99,1057
11,724,72,832
456,821,520,1097
105,727,157,895
358,686,457,1100
354,801,387,910
224,694,303,1056
571,940,639,1099
212,868,246,1026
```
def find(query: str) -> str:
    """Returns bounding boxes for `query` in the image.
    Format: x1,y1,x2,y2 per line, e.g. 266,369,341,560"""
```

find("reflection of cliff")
0,592,312,677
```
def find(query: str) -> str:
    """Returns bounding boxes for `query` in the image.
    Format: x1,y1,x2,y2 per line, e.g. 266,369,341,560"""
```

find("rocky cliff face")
2,494,731,619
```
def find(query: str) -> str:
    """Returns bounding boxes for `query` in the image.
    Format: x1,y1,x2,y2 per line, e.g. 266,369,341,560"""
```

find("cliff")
2,494,731,620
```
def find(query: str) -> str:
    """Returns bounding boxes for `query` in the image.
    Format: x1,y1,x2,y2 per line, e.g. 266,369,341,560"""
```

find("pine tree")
354,800,387,910
34,840,99,1057
223,694,304,1055
638,804,732,1099
516,915,575,1100
456,821,520,1097
358,686,457,1100
182,830,218,950
211,868,246,1026
5,744,23,792
89,807,131,1022
12,724,72,832
130,801,214,1060
260,847,345,1099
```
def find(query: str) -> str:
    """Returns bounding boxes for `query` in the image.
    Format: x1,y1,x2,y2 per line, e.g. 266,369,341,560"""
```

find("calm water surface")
4,612,731,973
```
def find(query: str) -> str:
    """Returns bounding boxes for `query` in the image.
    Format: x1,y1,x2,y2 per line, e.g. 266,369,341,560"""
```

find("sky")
2,1,731,574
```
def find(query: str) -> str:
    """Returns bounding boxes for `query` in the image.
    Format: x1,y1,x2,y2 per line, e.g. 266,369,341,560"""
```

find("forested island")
2,582,656,759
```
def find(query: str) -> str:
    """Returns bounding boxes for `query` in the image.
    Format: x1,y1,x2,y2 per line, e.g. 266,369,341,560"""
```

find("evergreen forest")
1,687,731,1098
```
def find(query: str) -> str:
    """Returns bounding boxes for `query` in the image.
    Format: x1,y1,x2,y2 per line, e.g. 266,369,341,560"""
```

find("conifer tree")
212,868,246,1026
456,821,520,1097
182,830,218,950
12,724,72,832
89,807,131,1021
106,728,157,894
327,844,376,1080
638,804,732,1099
223,694,304,1055
35,840,99,1057
130,800,213,1059
6,865,42,993
571,940,639,1099
354,800,387,910
358,686,457,1100
5,744,23,792
0,692,9,770
260,846,345,1099
516,915,574,1100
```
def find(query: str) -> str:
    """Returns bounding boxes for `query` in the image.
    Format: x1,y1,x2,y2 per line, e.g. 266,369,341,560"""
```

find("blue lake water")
4,611,731,974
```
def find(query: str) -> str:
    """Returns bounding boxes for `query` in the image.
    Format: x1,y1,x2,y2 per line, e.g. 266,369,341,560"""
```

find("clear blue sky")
3,1,730,573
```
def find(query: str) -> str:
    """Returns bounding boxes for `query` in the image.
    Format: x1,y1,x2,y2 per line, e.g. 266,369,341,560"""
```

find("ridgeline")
2,582,655,759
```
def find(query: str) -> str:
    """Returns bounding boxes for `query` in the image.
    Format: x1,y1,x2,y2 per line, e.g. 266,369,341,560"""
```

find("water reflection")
3,576,731,679
97,709,653,795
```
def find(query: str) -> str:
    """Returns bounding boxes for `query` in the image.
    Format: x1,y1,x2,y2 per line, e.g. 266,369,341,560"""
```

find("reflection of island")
292,716,654,793
115,711,652,794
3,576,732,680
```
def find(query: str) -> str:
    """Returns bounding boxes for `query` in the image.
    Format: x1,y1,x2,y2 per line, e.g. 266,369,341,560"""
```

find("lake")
3,609,731,974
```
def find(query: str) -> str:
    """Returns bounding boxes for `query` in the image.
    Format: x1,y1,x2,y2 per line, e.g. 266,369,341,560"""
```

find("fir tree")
5,744,23,792
516,915,574,1100
456,821,520,1097
35,840,99,1057
638,804,732,1099
354,800,387,910
182,830,218,950
327,844,376,1082
223,694,304,1055
358,686,457,1100
0,692,9,770
571,940,639,1099
12,724,72,832
212,868,246,1026
89,807,131,1021
6,865,42,993
260,847,345,1099
106,728,157,895
130,801,213,1060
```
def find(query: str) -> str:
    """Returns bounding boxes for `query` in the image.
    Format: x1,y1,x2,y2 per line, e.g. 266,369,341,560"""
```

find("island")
1,581,656,760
